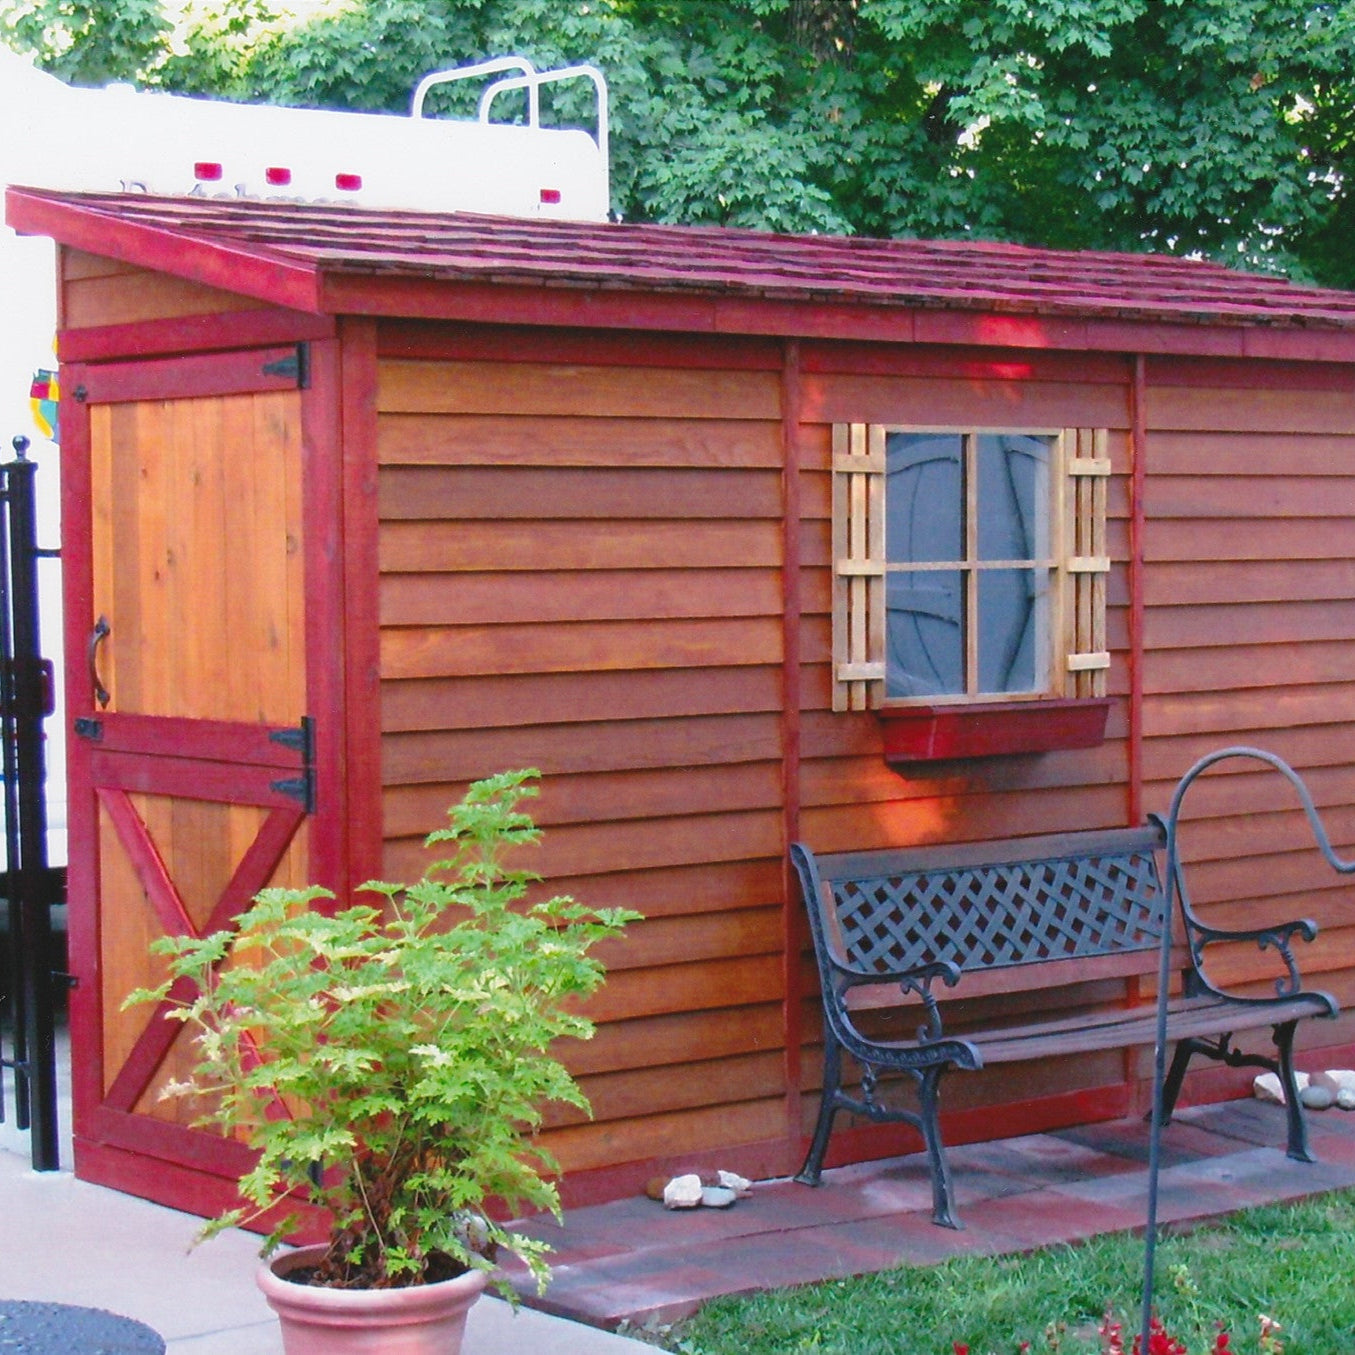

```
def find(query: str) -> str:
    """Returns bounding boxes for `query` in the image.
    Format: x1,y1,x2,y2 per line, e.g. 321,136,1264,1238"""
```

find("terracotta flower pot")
258,1245,490,1355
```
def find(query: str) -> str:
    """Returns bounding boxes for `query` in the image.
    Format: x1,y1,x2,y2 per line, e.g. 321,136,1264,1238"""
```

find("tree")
3,0,1352,285
1,0,169,86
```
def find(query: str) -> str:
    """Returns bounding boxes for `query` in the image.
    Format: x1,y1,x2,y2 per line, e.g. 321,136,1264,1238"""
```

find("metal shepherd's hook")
1141,747,1355,1351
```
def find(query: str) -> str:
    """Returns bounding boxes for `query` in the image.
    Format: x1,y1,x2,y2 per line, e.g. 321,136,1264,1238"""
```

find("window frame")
831,422,1110,716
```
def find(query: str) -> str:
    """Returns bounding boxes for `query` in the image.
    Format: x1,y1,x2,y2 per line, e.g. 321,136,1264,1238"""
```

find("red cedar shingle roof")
14,187,1355,330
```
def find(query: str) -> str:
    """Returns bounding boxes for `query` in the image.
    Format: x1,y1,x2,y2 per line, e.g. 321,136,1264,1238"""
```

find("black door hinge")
262,342,310,389
73,716,102,741
269,715,315,812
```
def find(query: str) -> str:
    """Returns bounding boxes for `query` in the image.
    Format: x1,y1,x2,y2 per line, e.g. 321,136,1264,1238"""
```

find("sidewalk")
0,1054,650,1354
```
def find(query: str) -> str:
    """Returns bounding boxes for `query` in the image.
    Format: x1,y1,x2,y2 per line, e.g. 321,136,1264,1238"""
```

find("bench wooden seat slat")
971,993,1333,1064
860,992,1333,1066
791,820,1339,1229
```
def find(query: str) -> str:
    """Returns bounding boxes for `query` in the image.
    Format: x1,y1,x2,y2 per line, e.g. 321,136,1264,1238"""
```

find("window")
832,424,1109,713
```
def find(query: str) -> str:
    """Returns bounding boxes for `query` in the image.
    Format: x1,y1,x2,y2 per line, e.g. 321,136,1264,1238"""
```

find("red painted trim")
552,1081,1140,1209
301,338,350,897
6,186,322,313
338,318,384,886
104,977,200,1114
1128,356,1147,827
89,1105,312,1221
73,345,300,404
89,747,306,808
322,272,725,330
85,1110,255,1179
376,319,782,370
59,308,336,363
1143,352,1355,392
73,1135,330,1242
779,338,805,1157
209,804,309,932
802,340,1130,385
879,697,1111,764
88,712,303,768
320,271,1355,364
59,364,105,1140
97,787,194,939
1240,329,1355,363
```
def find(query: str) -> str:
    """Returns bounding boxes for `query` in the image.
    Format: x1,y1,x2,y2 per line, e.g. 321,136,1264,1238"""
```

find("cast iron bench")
791,822,1338,1228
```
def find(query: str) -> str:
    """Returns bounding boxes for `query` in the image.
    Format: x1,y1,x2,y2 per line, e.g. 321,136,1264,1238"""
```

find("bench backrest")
792,824,1168,995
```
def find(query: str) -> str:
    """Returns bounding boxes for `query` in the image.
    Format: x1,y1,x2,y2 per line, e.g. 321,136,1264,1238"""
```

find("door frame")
60,336,353,1207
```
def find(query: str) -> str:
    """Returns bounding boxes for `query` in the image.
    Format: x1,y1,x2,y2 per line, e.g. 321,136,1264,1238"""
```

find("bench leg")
916,1064,961,1230
1159,1039,1198,1124
795,1035,842,1186
1158,1025,1313,1164
1274,1020,1313,1163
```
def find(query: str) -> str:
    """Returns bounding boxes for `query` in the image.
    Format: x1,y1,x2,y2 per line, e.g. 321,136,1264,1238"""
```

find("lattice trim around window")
831,423,1110,711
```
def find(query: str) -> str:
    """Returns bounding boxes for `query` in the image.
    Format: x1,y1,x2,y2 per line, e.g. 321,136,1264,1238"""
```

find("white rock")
1338,1088,1355,1111
1254,1073,1284,1104
662,1173,703,1209
700,1185,738,1208
1253,1071,1309,1105
1312,1069,1355,1094
1300,1083,1335,1110
716,1170,753,1198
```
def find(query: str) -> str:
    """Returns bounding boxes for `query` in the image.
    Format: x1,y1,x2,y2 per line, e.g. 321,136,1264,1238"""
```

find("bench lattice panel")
833,850,1164,975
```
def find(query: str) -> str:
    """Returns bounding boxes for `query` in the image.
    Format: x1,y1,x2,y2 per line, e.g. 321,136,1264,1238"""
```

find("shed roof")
11,186,1355,359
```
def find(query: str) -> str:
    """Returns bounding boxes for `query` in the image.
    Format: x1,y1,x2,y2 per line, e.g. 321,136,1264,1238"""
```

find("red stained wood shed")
9,183,1355,1218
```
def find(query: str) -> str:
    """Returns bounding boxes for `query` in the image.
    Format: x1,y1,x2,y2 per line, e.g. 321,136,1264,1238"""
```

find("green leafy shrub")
126,768,638,1293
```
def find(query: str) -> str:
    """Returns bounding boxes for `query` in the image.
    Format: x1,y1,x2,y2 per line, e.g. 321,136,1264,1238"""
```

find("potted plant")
127,768,637,1355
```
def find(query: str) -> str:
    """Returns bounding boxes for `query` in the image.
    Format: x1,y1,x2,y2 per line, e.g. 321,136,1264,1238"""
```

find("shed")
9,184,1355,1219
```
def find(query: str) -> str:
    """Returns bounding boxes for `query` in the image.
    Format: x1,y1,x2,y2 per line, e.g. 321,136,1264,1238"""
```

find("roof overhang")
11,185,1355,364
6,185,324,314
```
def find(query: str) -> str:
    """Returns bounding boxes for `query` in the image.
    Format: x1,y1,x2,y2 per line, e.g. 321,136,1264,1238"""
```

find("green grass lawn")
637,1191,1355,1355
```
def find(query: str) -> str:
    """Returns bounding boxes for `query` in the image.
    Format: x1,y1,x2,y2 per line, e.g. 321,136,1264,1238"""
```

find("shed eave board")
5,186,324,315
319,273,1355,363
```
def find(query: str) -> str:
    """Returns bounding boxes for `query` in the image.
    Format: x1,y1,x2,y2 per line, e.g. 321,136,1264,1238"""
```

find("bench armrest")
1186,915,1319,1000
836,958,963,1045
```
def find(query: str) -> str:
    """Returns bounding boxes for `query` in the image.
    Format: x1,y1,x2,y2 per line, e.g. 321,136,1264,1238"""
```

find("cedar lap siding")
12,185,1355,1214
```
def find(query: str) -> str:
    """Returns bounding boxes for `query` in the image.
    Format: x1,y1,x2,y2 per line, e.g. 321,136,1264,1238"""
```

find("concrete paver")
502,1098,1355,1330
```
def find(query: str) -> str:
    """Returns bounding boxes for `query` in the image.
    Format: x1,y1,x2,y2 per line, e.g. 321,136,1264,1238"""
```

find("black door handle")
88,615,110,709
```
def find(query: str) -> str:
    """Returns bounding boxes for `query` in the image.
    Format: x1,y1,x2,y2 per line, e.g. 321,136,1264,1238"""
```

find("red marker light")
265,166,292,186
194,162,223,181
539,188,562,204
335,173,363,192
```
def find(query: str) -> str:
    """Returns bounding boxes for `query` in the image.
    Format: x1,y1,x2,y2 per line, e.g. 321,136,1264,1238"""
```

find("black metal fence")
0,435,63,1170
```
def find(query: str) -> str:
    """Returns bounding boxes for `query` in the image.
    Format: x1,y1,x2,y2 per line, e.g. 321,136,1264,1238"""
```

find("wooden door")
62,344,331,1210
